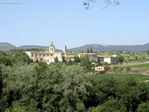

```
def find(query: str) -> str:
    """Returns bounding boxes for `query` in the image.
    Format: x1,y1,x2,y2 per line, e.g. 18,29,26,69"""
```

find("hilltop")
0,42,17,51
0,42,48,51
0,42,149,52
70,43,149,52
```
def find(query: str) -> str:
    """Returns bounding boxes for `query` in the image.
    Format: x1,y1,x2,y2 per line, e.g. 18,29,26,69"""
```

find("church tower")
63,45,67,55
49,42,56,53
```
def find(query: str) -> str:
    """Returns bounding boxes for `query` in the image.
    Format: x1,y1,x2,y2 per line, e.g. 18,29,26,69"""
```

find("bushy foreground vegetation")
0,50,32,66
0,50,149,112
0,63,149,112
0,63,90,112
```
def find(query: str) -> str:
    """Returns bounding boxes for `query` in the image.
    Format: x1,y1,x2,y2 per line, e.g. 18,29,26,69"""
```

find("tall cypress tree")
87,48,90,53
90,48,93,53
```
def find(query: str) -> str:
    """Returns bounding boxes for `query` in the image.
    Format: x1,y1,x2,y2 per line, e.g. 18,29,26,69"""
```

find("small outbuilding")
95,66,108,72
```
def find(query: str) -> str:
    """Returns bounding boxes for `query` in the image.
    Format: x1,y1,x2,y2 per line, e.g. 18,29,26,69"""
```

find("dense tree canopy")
0,50,149,112
0,50,32,66
0,63,92,112
80,55,92,71
90,99,127,112
137,102,149,112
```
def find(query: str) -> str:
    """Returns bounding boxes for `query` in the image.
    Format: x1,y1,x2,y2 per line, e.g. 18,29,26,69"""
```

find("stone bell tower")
49,42,55,53
63,45,67,55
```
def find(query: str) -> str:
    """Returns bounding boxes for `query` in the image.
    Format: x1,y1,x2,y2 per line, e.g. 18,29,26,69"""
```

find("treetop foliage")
0,50,149,112
0,63,92,112
0,62,149,111
0,50,32,66
83,0,120,9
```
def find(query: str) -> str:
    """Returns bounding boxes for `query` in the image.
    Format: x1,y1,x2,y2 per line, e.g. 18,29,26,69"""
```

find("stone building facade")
25,43,119,65
78,53,119,64
25,42,67,64
97,55,119,64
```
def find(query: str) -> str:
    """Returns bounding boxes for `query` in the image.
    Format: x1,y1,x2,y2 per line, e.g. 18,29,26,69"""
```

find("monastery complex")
25,42,119,65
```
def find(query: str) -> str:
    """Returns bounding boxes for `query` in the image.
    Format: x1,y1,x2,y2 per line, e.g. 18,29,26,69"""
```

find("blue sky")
0,0,149,49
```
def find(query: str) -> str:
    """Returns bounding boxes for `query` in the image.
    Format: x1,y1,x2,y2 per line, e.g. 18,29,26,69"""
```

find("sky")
0,0,149,49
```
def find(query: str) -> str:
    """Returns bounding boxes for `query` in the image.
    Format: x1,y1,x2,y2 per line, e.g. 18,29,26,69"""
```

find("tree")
1,63,92,112
102,62,108,66
83,0,120,9
62,56,66,63
90,48,93,53
0,63,38,111
115,77,140,112
56,65,92,112
0,51,7,56
13,52,33,64
0,51,32,66
4,106,26,112
94,77,118,104
80,55,92,71
87,48,90,53
138,83,149,103
0,57,12,66
117,55,124,63
137,102,149,112
74,56,80,63
0,65,3,99
90,99,127,112
35,62,48,75
146,50,149,55
87,48,93,53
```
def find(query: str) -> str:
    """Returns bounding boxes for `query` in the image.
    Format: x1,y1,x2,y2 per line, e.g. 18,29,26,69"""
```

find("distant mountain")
1,42,149,52
19,45,48,50
70,43,149,52
0,42,48,51
0,42,17,51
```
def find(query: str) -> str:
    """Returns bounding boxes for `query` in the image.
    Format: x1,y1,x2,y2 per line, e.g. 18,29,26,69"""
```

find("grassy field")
124,63,149,68
89,73,149,82
111,63,149,67
108,63,149,74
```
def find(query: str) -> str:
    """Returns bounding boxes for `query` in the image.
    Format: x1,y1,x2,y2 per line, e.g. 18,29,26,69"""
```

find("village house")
78,53,119,64
97,55,119,64
95,66,109,72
